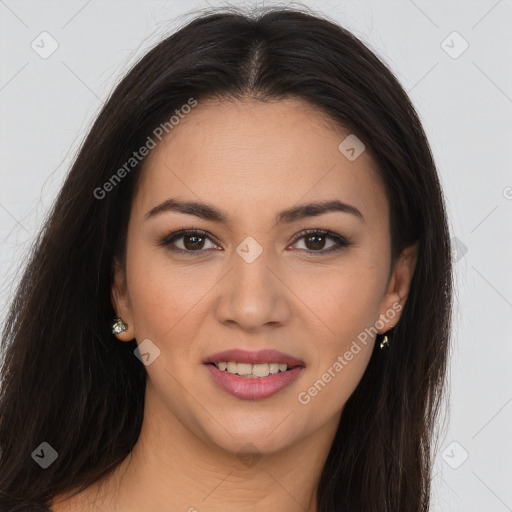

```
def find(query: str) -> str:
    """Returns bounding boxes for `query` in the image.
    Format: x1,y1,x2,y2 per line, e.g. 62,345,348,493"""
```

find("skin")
52,97,418,512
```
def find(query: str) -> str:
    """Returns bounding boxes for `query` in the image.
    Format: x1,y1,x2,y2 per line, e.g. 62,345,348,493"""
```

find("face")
112,97,417,456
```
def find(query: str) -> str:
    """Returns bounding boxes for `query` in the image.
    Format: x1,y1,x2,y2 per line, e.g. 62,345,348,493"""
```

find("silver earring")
379,334,389,349
112,318,128,335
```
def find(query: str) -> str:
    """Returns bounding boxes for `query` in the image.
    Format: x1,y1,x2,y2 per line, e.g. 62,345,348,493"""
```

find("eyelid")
159,227,351,255
158,228,221,251
288,228,351,254
290,227,344,245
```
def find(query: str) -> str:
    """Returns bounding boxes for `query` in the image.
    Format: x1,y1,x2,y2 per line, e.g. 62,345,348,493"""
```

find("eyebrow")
145,198,365,224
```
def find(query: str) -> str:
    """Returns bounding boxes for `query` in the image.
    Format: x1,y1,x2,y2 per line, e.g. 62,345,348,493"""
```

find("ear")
377,241,419,334
111,258,135,341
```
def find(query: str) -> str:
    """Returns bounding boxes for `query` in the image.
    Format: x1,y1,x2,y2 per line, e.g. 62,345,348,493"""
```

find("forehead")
134,97,387,224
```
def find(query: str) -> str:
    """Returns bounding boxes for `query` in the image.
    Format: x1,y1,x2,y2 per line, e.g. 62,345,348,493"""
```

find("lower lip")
205,364,304,400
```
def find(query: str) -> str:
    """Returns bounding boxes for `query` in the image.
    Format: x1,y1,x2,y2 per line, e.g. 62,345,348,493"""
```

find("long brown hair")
0,5,452,511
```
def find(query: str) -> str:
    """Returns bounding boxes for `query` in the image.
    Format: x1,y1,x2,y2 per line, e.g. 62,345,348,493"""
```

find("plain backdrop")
1,1,511,510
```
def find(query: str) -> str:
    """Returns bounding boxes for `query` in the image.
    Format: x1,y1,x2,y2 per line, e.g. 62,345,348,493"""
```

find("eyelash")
158,227,351,256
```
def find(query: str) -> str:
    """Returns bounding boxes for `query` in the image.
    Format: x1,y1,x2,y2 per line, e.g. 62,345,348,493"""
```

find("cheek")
297,258,385,409
125,242,214,341
314,259,387,343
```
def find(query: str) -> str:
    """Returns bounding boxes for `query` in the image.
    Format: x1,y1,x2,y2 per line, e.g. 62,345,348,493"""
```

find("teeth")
237,363,252,375
252,363,270,377
213,361,291,377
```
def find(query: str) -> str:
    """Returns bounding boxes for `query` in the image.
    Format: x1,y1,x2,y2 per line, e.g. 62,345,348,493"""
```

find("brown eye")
182,233,206,251
159,229,219,254
304,233,327,250
291,229,350,255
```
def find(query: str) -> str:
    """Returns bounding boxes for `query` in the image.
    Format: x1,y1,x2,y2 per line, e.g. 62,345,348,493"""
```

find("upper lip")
204,349,305,367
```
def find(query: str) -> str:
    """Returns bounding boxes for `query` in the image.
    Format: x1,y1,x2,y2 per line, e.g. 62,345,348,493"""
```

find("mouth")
204,348,305,368
203,349,305,400
206,361,300,378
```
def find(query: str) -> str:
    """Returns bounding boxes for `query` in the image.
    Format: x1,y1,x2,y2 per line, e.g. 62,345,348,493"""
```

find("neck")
62,381,339,512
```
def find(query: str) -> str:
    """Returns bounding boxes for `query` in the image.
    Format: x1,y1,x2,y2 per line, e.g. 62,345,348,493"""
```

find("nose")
214,245,292,332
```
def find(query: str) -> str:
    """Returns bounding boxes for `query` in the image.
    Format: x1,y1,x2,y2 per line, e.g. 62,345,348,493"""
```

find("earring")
379,334,389,349
112,318,128,335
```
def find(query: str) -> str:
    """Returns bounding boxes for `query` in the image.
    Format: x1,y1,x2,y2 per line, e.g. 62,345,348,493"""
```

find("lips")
205,364,304,400
203,349,305,400
203,349,305,367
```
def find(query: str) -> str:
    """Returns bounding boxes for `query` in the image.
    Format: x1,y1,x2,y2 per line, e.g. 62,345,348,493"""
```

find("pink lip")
205,364,305,400
203,349,305,367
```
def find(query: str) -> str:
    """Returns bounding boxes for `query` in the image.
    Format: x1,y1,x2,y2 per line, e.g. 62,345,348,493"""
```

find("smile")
205,362,304,400
212,361,292,378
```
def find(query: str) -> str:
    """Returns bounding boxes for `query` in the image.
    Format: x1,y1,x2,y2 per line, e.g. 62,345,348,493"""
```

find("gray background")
1,1,511,510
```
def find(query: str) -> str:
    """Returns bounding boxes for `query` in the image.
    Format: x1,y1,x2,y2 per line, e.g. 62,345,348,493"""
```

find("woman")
0,5,452,511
